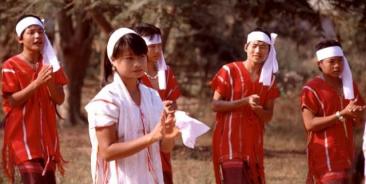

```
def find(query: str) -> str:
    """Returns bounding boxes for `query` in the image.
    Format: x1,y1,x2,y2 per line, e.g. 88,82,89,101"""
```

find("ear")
244,43,249,52
17,36,23,44
317,61,322,68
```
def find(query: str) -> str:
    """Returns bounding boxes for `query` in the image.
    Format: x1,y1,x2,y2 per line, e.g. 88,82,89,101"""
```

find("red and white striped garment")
211,61,280,184
140,66,181,101
1,55,68,181
301,76,365,183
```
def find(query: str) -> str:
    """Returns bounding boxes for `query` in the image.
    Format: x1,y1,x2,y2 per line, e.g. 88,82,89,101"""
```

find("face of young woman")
147,43,162,63
112,47,147,79
318,56,344,78
18,25,45,52
245,40,270,64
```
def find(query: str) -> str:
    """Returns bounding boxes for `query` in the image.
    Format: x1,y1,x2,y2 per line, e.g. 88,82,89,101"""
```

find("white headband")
106,28,138,62
247,31,278,86
15,16,60,72
316,46,354,99
16,17,44,36
247,31,271,45
142,34,162,46
141,34,167,90
316,46,344,61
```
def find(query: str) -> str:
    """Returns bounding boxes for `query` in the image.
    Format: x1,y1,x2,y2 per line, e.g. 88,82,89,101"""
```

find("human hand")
149,112,166,143
247,94,263,109
163,100,175,114
341,99,366,118
34,65,52,87
163,112,180,139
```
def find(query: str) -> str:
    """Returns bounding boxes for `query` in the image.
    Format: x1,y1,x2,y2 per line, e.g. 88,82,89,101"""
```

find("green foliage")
1,0,366,98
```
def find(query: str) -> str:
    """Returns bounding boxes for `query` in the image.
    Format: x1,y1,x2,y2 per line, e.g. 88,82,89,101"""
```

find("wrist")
241,97,249,106
31,80,40,90
336,111,346,122
147,133,155,145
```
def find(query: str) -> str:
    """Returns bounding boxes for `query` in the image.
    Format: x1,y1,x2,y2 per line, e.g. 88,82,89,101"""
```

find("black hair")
315,39,342,51
103,33,148,86
16,14,43,39
133,23,161,37
315,39,342,72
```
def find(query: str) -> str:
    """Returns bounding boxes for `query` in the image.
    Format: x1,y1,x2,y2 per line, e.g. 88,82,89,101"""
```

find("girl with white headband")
301,40,365,183
134,23,181,184
210,28,280,184
1,15,68,183
85,27,179,184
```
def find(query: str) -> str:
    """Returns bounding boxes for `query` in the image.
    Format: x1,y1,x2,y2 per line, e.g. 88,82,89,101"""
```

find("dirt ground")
0,123,310,184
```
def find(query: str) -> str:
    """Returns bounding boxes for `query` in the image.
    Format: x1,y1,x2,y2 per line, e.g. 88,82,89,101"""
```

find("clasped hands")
150,100,179,142
340,98,366,121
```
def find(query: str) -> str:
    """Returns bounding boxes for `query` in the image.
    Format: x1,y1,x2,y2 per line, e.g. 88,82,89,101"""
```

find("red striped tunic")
1,56,68,180
211,61,280,184
301,76,365,182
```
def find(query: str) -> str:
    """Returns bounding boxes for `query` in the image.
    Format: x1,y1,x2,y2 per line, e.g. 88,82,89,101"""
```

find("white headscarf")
16,16,60,72
247,31,279,86
142,34,167,90
316,46,354,99
106,28,137,61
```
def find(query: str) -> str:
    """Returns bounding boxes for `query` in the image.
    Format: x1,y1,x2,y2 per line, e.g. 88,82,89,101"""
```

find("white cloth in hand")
175,110,210,149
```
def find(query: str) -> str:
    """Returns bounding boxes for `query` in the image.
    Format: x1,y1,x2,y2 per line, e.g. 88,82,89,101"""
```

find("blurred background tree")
1,0,366,125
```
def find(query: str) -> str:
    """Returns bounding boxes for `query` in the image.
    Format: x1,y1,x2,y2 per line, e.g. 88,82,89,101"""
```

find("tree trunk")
56,2,94,125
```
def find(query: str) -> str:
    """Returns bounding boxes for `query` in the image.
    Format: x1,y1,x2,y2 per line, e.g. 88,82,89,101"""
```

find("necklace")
144,72,158,80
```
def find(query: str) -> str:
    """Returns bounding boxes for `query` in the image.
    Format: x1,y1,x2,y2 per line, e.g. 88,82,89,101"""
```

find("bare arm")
302,108,339,131
96,123,162,161
96,101,179,161
302,99,366,131
6,65,52,106
211,91,249,112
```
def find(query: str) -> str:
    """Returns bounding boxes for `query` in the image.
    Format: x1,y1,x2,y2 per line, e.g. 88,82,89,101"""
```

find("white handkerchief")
175,110,210,149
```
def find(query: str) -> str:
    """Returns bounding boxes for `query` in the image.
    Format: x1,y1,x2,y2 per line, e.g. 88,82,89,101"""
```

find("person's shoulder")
303,76,323,90
2,55,21,67
222,61,243,69
164,65,173,73
93,83,119,100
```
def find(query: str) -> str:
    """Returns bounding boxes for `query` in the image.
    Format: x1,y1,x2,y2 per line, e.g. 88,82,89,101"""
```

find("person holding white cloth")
134,23,210,184
85,27,179,184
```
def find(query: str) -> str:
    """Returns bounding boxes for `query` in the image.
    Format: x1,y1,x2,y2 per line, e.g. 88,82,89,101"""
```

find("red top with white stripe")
140,66,181,101
301,76,365,177
211,61,280,183
1,56,68,178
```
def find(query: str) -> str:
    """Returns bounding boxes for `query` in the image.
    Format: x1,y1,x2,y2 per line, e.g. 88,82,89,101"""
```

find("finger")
44,75,52,82
252,94,260,98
